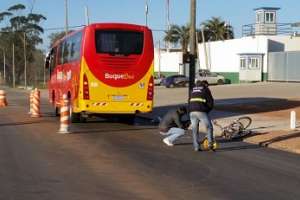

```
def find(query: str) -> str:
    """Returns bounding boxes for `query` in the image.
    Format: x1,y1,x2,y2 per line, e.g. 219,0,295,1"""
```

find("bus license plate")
112,95,125,101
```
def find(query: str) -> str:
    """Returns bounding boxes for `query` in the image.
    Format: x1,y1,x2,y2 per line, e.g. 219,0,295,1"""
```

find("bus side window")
58,43,64,65
62,41,70,64
49,47,57,75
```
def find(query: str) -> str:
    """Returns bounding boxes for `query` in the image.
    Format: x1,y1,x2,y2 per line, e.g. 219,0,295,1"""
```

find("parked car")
196,70,225,85
162,75,189,88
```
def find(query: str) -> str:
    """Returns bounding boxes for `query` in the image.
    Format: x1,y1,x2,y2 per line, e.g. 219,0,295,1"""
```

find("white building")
198,7,300,83
155,7,300,83
154,48,183,76
198,34,300,83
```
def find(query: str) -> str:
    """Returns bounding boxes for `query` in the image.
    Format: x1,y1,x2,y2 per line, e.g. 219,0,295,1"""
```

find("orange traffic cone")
31,88,41,117
58,94,70,134
28,90,34,114
0,90,8,107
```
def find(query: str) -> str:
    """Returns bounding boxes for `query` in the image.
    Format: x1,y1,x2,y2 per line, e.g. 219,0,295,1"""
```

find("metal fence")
268,51,300,82
242,23,294,36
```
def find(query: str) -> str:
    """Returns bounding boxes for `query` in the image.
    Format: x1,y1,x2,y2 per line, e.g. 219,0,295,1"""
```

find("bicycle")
213,116,252,140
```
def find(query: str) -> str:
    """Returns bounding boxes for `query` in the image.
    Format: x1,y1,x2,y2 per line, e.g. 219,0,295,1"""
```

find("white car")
154,76,165,86
196,70,225,85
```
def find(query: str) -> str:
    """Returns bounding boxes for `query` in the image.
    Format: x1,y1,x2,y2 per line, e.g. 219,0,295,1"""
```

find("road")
0,87,300,200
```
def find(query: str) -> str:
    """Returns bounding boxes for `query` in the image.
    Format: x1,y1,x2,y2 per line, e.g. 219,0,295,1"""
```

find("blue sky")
1,0,300,50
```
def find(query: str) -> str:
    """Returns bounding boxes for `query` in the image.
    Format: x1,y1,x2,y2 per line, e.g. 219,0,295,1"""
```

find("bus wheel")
55,106,60,116
71,112,87,123
71,112,81,123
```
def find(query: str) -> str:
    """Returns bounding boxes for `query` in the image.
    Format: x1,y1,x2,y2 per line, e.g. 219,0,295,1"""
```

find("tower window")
265,12,275,23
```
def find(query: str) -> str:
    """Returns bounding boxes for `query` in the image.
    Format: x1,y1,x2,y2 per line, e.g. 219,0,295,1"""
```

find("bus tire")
71,112,81,123
217,79,224,85
55,106,60,116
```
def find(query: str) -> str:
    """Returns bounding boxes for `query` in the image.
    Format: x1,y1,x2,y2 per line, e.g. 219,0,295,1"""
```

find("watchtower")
254,7,280,35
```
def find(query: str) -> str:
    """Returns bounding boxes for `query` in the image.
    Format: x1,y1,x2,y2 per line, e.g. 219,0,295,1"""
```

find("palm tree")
164,24,190,54
201,17,234,42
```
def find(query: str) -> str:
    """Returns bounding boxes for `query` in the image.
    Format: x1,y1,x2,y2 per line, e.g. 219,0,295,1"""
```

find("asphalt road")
0,88,300,200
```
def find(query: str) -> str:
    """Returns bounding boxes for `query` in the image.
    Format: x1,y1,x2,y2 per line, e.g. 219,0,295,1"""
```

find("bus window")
49,47,57,75
69,31,82,62
62,41,70,64
95,30,143,55
58,43,63,65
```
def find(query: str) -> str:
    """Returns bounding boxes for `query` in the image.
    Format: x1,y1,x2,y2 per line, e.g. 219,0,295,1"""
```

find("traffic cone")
28,90,34,114
58,94,70,134
0,90,8,107
31,88,41,118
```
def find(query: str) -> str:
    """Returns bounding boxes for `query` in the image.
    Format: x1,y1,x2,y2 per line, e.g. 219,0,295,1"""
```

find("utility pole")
24,32,27,88
145,0,149,26
158,40,161,77
189,0,196,97
201,26,209,70
166,0,170,49
12,43,15,88
65,0,69,35
84,6,90,26
166,0,170,31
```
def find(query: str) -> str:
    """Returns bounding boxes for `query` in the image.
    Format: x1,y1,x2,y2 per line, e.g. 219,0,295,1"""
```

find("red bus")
45,23,154,122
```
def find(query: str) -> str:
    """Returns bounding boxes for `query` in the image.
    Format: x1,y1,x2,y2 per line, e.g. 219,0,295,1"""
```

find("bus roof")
51,23,150,48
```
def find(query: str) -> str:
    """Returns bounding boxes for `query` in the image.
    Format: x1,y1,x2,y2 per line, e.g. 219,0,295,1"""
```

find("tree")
200,17,234,42
0,3,46,86
164,24,190,55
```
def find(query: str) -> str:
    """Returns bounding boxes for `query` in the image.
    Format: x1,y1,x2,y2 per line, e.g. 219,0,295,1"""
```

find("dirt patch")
245,130,300,154
215,98,300,154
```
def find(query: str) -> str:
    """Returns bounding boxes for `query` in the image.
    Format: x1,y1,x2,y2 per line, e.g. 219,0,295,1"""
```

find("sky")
1,0,300,50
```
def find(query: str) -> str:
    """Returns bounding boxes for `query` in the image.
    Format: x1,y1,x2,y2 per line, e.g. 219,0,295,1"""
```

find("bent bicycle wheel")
237,116,252,129
226,121,244,139
224,121,244,139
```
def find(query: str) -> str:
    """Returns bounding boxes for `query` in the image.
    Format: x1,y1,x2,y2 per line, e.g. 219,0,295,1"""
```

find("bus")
45,23,154,122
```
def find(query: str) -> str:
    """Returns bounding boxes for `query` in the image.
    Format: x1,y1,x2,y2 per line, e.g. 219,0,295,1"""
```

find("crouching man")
159,106,188,146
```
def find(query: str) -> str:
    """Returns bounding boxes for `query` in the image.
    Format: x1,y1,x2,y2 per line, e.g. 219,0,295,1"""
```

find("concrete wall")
198,36,269,74
154,35,300,82
267,35,300,51
154,49,182,74
198,35,300,83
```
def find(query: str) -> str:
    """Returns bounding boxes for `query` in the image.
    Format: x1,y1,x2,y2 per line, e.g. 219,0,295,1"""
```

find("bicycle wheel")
224,121,244,139
236,116,252,129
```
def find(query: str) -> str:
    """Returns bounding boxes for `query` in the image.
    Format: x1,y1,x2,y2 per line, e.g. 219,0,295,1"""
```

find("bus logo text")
105,73,134,80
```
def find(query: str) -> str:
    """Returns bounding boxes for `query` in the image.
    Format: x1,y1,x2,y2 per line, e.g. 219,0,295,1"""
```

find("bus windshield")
95,30,144,55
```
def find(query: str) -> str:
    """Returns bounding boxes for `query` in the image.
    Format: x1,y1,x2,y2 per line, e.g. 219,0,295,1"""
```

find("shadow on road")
71,127,157,135
149,97,300,120
215,97,300,115
0,120,48,127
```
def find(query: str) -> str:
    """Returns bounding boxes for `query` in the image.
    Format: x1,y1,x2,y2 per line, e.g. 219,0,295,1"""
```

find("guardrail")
242,23,300,37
